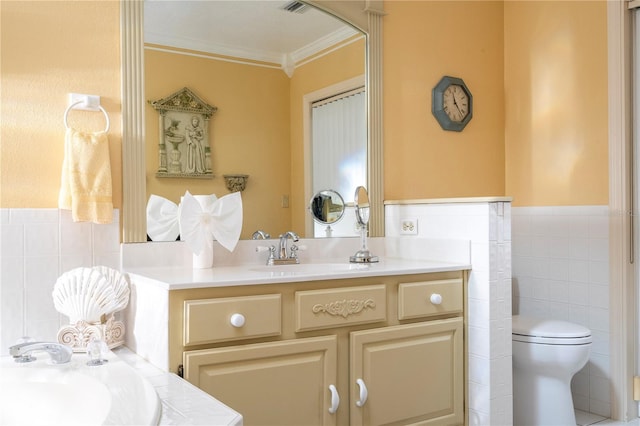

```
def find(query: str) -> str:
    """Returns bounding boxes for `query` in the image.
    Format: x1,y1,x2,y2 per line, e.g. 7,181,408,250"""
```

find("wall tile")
60,219,92,257
1,224,24,257
588,306,609,332
468,298,490,328
467,269,491,301
548,280,569,303
25,223,59,256
0,208,120,356
547,301,570,320
9,209,58,224
24,255,60,323
568,304,589,326
590,330,610,356
468,354,490,385
588,260,609,285
0,253,24,350
589,354,610,379
385,201,513,425
589,240,609,262
572,369,590,398
512,205,610,418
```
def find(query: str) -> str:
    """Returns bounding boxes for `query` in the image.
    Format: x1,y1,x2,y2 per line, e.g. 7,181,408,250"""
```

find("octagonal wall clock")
432,76,473,132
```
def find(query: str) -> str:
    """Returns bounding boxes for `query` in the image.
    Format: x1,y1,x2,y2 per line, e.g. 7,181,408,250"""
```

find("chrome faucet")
278,231,298,258
9,341,73,364
278,231,299,259
257,231,301,266
252,230,271,240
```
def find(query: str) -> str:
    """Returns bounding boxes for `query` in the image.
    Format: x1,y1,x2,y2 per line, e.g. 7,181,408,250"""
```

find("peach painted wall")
144,48,291,239
0,1,612,226
1,1,122,210
383,0,505,200
504,1,608,206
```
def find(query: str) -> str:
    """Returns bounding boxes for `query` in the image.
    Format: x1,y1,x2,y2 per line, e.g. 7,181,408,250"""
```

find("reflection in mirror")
310,189,345,238
310,190,345,224
311,87,366,203
143,0,365,240
350,186,378,263
121,1,385,243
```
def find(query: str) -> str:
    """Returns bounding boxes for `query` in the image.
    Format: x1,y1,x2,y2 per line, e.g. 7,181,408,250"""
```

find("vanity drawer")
184,294,281,346
398,279,463,320
295,285,387,332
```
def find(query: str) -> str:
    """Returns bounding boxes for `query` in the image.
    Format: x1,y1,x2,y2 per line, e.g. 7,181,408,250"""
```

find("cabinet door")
350,318,463,426
184,335,338,426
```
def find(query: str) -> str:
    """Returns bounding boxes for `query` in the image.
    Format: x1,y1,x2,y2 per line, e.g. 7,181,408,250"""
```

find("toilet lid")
512,315,592,345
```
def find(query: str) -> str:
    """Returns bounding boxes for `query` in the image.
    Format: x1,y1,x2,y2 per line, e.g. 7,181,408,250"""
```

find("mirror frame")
121,0,384,242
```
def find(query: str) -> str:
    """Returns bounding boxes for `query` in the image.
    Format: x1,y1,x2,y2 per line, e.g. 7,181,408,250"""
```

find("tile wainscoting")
385,198,513,426
0,203,613,422
511,205,611,418
0,208,243,424
0,208,120,354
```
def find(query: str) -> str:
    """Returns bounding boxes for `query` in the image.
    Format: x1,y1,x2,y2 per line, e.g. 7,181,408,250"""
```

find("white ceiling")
144,0,360,66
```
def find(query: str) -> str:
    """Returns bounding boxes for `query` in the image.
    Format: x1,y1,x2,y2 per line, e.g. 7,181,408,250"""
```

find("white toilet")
512,315,592,426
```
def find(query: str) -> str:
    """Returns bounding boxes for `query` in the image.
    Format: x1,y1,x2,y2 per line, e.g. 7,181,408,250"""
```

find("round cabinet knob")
230,313,246,328
430,293,443,305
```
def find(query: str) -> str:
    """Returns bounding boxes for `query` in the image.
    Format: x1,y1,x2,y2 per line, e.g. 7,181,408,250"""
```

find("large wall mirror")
121,0,384,243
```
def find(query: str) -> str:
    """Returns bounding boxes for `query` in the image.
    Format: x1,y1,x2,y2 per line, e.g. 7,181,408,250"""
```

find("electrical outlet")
400,218,418,235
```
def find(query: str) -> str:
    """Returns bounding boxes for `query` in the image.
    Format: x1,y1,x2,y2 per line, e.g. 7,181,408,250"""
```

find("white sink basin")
251,262,371,275
0,351,160,426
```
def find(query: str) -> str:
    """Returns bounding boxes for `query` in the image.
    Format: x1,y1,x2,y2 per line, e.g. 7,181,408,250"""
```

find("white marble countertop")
115,347,242,425
125,257,471,290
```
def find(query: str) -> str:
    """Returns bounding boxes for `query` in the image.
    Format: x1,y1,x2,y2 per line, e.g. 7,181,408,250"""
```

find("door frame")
608,0,635,421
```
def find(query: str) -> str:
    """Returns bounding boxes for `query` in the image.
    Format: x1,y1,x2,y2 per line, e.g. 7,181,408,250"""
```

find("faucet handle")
289,244,299,259
256,245,276,265
289,244,307,260
86,339,109,366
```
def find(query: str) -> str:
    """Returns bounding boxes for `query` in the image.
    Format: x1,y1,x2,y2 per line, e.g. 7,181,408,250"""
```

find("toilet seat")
512,315,592,345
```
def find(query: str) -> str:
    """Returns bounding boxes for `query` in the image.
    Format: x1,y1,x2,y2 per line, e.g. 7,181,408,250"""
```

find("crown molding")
145,25,359,72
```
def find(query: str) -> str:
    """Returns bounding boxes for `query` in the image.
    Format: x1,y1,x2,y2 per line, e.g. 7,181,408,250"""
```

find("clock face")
442,84,469,122
432,76,472,131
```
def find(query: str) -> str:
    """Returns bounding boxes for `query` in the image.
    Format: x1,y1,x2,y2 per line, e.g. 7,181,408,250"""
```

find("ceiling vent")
281,1,308,13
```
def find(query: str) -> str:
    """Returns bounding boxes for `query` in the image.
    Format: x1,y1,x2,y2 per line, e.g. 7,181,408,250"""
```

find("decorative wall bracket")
312,298,376,318
150,87,217,179
223,174,249,192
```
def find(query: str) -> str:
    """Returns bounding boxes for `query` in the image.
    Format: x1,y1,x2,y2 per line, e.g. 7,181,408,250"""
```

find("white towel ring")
64,100,110,133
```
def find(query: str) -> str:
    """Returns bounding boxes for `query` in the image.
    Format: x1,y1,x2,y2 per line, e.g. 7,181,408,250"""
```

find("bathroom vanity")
124,248,469,426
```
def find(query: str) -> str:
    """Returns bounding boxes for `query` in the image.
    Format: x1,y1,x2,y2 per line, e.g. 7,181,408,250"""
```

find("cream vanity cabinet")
171,271,466,426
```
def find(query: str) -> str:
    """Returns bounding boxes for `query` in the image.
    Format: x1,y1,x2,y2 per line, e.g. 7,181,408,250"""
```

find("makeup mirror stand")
350,186,378,263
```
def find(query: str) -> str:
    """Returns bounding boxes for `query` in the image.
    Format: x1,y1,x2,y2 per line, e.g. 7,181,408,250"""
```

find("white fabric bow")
146,195,180,241
179,191,243,255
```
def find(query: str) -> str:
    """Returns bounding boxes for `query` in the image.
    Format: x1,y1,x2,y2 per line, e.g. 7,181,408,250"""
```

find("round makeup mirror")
309,189,346,225
350,186,378,263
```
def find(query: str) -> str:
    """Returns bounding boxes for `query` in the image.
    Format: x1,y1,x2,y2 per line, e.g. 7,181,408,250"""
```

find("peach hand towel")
59,128,113,224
